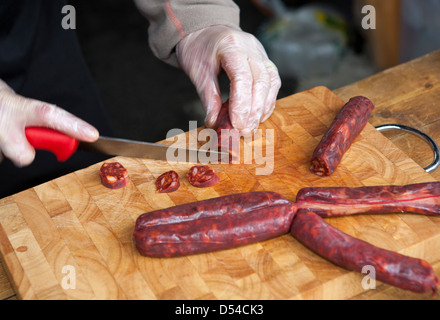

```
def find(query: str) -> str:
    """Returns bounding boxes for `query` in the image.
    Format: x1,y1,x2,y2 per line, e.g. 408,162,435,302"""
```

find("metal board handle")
375,124,440,173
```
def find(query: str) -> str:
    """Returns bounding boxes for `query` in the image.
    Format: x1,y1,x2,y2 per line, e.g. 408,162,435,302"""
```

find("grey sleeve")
133,0,240,67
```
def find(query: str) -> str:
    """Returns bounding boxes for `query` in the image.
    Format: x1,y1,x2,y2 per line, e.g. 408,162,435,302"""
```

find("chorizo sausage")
290,209,439,294
133,191,295,257
310,96,375,176
134,203,296,257
156,170,180,193
215,100,240,163
187,165,220,187
99,162,129,189
295,182,440,217
134,191,290,230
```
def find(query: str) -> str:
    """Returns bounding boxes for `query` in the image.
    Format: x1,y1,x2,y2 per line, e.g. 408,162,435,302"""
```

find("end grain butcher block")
1,86,440,300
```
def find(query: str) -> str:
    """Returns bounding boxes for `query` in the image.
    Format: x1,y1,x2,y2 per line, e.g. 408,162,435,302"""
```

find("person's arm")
133,0,240,66
0,78,99,167
134,0,281,134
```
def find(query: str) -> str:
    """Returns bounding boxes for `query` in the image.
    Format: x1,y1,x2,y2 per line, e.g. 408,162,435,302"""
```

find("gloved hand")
0,79,99,167
176,25,281,134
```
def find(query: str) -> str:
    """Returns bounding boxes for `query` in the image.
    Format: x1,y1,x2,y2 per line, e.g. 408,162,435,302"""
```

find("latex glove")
0,79,99,167
176,25,281,134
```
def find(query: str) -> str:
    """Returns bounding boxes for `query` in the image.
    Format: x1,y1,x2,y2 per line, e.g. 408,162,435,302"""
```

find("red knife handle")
25,127,79,162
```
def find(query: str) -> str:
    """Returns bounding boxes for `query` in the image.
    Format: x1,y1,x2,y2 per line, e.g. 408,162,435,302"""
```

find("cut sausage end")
310,158,329,176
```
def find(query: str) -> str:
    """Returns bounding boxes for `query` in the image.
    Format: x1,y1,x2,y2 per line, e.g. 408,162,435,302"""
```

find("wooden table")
1,50,440,300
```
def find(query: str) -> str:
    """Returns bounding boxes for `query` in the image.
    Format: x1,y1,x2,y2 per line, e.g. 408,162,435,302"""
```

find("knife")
25,127,228,163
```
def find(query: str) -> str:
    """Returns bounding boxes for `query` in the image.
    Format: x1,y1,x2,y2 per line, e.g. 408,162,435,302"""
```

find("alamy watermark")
361,5,376,30
165,121,275,175
61,5,76,30
361,265,376,290
61,265,76,290
61,4,377,31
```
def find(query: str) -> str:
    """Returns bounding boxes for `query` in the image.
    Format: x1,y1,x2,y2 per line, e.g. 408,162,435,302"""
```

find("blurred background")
69,0,440,143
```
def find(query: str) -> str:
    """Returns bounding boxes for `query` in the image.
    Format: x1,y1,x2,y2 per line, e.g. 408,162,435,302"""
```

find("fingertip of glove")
83,126,100,142
1,137,36,167
204,114,218,128
14,149,36,168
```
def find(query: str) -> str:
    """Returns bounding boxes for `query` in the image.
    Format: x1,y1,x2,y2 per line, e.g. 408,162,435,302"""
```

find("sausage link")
310,96,374,176
135,191,290,229
133,191,295,257
290,209,439,294
295,182,440,217
134,203,296,257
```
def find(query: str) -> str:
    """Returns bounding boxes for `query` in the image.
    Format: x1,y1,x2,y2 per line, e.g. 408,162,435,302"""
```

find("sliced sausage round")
99,162,129,189
156,170,180,193
187,165,220,188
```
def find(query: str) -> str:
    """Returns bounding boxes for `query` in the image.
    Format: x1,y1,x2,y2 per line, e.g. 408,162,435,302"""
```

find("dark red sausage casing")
133,191,296,257
215,99,240,164
290,209,439,294
295,181,440,217
310,96,375,176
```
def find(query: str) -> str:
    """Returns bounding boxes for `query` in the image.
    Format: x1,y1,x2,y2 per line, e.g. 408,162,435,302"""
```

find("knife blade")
25,127,228,163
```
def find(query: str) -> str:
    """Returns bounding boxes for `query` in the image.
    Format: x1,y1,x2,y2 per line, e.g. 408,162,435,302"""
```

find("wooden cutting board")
1,86,440,300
